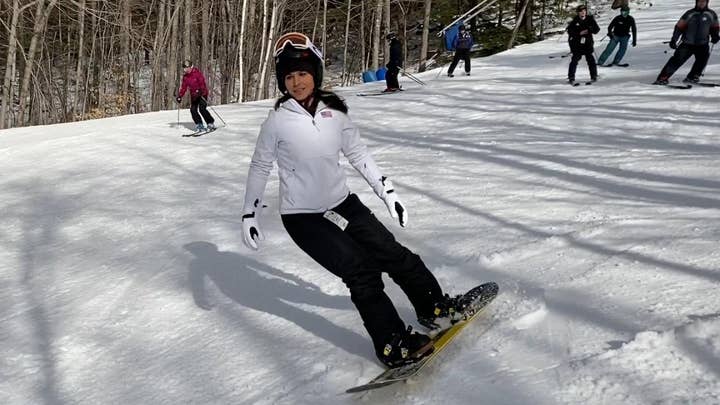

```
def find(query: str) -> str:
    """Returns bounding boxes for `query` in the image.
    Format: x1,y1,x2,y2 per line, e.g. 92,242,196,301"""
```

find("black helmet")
386,32,397,41
458,24,466,31
576,4,587,12
274,33,323,93
181,60,192,68
621,5,630,12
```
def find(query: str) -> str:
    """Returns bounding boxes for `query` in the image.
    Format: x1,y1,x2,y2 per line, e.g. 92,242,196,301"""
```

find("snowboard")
345,282,499,393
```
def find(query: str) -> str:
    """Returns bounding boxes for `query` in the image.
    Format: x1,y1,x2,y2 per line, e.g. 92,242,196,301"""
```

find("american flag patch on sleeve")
321,110,333,118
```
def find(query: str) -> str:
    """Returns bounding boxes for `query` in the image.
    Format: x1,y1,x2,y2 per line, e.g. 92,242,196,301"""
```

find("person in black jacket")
598,6,637,66
385,33,403,92
654,0,720,85
567,5,601,84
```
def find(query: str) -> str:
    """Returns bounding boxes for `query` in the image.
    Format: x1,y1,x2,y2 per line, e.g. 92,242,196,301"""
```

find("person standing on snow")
385,33,403,92
567,5,601,84
654,0,719,85
597,6,637,66
176,60,216,133
241,32,483,367
447,24,474,77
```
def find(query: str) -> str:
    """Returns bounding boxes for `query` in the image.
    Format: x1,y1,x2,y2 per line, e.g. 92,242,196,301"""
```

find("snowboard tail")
345,282,499,393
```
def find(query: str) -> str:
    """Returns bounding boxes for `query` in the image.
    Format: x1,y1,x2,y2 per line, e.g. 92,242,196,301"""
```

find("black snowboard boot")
417,293,464,331
377,326,434,368
418,283,499,331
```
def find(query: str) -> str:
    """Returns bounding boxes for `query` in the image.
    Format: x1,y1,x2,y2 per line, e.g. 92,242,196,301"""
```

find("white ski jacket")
243,98,386,215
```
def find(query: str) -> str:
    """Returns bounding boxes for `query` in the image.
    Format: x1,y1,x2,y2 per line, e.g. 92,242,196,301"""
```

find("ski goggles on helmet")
273,32,323,60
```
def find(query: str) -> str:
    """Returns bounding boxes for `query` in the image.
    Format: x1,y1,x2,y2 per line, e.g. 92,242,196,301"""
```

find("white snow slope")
2,1,719,404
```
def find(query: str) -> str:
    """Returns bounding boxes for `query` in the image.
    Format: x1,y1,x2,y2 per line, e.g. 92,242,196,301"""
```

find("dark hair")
274,89,348,114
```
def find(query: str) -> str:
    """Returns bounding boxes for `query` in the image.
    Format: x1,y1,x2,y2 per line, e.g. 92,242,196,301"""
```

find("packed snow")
1,1,719,404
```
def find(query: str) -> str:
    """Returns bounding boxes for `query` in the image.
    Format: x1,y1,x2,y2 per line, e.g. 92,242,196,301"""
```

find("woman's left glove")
242,211,264,250
381,177,408,227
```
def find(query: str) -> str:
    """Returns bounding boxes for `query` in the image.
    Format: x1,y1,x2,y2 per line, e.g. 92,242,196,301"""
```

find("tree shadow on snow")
183,241,373,361
167,121,198,131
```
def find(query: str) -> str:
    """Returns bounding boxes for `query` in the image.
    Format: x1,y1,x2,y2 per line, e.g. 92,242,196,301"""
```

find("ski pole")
400,68,426,85
435,64,446,80
174,90,180,127
201,97,227,127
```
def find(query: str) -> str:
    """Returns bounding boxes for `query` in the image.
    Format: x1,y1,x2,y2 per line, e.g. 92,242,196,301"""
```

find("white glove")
242,211,264,250
381,177,408,227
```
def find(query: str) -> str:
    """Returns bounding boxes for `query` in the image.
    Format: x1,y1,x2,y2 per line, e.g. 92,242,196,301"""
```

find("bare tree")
372,0,382,69
419,0,432,72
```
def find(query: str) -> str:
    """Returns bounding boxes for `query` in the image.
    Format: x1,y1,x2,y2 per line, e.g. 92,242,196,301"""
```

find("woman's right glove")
242,210,264,250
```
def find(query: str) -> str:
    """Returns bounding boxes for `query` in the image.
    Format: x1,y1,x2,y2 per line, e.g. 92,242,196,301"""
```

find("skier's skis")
356,89,404,97
549,52,572,59
652,81,692,89
182,127,218,137
694,82,718,87
602,63,629,67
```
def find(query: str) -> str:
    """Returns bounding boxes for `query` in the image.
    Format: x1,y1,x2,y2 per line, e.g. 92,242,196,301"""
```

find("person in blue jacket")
448,24,474,77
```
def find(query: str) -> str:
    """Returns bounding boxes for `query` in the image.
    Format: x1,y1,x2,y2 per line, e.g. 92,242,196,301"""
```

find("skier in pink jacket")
176,60,216,133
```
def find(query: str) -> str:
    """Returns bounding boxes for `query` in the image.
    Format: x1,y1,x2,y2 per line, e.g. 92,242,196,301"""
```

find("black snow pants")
448,49,471,75
190,97,215,126
657,43,710,82
385,65,401,90
281,193,443,355
568,50,598,81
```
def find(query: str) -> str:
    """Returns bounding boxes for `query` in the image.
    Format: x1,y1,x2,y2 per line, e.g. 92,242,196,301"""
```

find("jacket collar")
280,97,327,117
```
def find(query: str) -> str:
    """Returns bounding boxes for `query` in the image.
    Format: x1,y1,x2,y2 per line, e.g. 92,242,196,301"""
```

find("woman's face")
285,71,314,101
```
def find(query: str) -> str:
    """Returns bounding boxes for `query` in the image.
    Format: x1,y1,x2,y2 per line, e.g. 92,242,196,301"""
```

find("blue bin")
376,67,387,81
362,70,377,83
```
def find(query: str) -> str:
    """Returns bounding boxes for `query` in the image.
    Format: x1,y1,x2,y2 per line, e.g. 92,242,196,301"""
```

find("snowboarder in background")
242,32,481,368
567,5,601,84
385,33,403,92
597,6,637,66
447,24,474,77
654,0,719,85
176,60,216,133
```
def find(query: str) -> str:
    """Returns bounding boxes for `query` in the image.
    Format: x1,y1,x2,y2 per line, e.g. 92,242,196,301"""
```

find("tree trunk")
419,0,432,72
383,0,390,66
72,0,86,119
1,0,23,128
184,0,192,62
507,0,530,49
21,0,60,126
237,0,249,101
342,0,352,84
372,0,382,69
151,0,167,110
360,0,366,71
